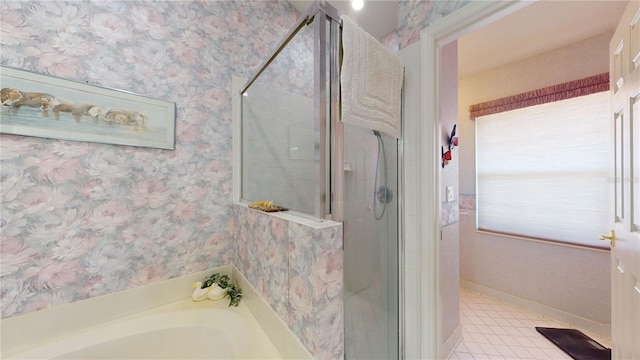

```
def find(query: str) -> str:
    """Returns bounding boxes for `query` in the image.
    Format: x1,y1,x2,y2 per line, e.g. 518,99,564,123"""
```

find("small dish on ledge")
248,200,288,213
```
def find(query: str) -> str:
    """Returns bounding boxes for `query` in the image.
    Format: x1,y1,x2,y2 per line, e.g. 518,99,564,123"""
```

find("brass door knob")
599,230,615,247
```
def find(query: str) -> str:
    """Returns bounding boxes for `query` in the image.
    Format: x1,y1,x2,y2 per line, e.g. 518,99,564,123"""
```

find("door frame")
416,1,528,358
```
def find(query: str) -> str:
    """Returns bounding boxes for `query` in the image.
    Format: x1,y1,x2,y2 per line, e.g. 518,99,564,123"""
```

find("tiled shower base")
344,280,390,360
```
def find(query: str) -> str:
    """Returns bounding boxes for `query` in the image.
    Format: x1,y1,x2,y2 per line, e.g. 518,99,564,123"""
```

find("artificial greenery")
201,273,243,307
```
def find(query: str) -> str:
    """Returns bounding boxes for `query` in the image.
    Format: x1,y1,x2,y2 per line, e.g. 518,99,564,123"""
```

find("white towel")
340,15,404,139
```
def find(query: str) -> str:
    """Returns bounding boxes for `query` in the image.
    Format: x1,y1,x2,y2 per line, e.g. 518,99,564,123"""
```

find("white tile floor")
448,288,612,360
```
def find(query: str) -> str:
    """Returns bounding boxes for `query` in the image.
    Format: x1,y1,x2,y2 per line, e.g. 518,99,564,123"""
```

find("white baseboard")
461,280,611,338
441,324,462,359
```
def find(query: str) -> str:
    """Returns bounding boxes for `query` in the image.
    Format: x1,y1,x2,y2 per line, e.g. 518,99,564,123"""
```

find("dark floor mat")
535,327,611,360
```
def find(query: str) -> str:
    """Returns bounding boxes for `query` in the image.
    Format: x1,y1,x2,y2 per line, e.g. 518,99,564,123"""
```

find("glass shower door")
343,124,399,359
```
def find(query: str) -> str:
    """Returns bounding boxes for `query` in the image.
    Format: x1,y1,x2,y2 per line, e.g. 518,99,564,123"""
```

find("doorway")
412,1,630,358
453,1,624,352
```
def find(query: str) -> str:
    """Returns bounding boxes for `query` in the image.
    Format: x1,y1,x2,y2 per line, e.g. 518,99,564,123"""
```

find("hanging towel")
340,15,404,139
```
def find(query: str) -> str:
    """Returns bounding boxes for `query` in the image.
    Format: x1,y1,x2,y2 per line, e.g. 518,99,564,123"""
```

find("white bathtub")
7,298,282,359
2,266,312,360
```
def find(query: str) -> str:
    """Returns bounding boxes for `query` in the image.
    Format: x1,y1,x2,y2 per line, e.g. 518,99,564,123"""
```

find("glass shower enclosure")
342,124,400,359
240,2,400,358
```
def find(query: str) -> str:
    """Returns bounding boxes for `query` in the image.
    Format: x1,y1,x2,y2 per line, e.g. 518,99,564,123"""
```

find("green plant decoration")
201,273,242,307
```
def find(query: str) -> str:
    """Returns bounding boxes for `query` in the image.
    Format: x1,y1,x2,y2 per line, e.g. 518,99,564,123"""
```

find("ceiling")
287,0,398,40
458,1,629,77
288,1,629,77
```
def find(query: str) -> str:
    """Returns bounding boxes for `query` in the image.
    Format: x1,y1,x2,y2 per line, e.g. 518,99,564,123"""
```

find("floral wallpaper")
0,0,300,317
234,205,343,359
381,30,399,54
234,205,290,320
1,1,347,358
397,0,471,49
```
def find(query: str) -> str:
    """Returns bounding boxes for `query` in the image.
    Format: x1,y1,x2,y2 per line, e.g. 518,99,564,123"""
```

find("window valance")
468,73,609,120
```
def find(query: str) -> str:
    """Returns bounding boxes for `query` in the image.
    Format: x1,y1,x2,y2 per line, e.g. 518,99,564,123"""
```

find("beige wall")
457,33,612,325
459,32,612,194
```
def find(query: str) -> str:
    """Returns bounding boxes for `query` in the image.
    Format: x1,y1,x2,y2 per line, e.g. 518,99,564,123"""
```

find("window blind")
475,92,610,248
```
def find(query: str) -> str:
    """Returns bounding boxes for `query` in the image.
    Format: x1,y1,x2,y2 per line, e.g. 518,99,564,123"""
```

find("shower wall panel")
343,124,399,359
343,125,379,295
240,18,317,214
242,83,315,213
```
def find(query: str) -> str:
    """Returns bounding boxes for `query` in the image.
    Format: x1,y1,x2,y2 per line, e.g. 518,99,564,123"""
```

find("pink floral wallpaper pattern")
234,204,344,359
288,219,343,359
0,0,288,312
398,0,470,49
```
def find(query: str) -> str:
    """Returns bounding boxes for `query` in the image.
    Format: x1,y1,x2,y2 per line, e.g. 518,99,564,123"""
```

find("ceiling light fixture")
351,0,364,11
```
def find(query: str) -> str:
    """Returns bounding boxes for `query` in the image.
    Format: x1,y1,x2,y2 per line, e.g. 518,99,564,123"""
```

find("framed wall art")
0,66,175,149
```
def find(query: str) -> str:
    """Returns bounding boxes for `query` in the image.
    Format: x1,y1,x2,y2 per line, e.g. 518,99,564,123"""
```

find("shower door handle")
599,230,615,247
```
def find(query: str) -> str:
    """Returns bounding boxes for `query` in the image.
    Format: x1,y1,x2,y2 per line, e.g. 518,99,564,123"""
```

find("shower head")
373,130,381,137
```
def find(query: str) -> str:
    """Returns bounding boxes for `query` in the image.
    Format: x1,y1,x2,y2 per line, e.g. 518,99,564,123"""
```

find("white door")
609,2,640,359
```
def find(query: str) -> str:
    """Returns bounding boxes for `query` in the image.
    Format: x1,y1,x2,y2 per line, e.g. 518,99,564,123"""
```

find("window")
475,91,610,248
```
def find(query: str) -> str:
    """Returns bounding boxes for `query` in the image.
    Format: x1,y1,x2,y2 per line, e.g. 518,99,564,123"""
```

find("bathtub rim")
1,265,232,357
9,300,279,360
1,264,312,360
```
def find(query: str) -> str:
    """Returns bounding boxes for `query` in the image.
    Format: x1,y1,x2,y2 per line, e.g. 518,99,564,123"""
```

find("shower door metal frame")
328,6,344,222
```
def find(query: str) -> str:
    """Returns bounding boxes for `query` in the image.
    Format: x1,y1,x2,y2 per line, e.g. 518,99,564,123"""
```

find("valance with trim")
468,72,609,120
